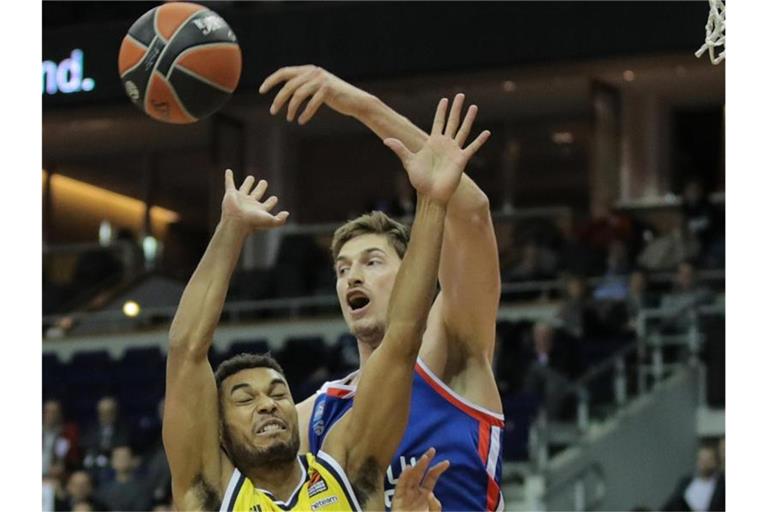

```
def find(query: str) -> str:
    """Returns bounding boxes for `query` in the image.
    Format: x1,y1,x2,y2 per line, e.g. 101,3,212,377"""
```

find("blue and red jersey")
308,358,505,511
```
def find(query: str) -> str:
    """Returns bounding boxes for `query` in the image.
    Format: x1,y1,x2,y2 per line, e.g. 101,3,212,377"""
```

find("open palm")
221,169,289,231
392,448,449,512
385,94,490,205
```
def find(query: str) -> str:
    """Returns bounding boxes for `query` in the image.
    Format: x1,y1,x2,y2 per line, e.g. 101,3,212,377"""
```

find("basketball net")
695,0,725,65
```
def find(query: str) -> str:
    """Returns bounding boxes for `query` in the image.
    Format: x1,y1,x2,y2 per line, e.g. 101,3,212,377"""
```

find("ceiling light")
552,131,574,144
623,70,635,82
123,301,141,318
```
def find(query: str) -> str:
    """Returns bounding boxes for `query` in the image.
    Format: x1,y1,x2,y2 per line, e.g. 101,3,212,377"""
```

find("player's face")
335,234,402,345
220,368,300,470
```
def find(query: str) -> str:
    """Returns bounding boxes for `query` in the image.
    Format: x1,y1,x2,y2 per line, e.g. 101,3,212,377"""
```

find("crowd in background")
42,397,169,512
42,179,725,510
43,179,724,317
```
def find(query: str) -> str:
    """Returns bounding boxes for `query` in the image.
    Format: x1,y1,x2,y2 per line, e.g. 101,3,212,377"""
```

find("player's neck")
247,458,304,502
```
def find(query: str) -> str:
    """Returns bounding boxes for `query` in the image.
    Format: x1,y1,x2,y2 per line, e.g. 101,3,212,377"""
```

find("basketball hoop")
695,0,725,65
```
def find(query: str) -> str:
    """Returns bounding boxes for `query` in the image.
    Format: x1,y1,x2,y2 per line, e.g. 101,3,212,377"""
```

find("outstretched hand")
221,169,289,232
383,94,490,206
392,448,450,512
259,65,365,125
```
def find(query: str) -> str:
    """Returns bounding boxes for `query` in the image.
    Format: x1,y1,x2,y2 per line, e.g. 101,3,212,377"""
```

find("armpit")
191,473,222,511
351,456,382,509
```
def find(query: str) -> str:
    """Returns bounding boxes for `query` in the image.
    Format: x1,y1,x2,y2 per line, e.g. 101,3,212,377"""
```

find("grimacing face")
334,233,402,347
220,367,300,472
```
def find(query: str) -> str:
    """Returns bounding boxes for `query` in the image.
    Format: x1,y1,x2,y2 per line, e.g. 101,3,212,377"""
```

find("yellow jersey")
219,451,362,512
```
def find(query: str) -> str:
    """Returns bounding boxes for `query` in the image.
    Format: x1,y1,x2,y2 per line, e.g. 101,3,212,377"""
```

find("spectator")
638,216,699,271
522,322,576,420
42,460,68,512
681,180,724,268
95,446,153,512
663,443,725,511
142,400,172,507
43,399,79,475
718,437,725,474
503,240,559,283
660,261,714,333
81,396,132,483
556,274,601,340
624,269,657,332
593,240,630,302
62,471,107,511
575,200,634,275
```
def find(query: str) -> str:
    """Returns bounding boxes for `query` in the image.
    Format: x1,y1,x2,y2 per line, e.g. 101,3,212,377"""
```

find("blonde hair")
330,211,410,261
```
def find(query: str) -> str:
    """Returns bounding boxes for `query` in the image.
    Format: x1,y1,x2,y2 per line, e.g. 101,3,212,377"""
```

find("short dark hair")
214,353,285,389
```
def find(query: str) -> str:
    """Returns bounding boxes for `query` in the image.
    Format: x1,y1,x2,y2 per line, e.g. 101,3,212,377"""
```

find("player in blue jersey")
261,67,505,511
163,99,489,511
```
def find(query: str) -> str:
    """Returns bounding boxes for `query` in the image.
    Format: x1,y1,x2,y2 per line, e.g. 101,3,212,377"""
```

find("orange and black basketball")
117,2,242,124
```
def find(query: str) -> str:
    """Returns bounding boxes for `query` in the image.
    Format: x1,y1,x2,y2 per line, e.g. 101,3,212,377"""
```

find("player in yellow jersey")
163,97,490,511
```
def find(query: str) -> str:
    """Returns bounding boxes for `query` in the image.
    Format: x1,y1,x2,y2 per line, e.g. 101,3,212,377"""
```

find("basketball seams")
126,33,149,50
166,42,239,81
143,7,209,115
170,44,240,93
119,35,154,78
153,9,166,43
155,74,198,122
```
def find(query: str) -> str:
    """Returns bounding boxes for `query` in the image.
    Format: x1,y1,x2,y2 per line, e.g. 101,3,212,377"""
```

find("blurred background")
42,2,725,511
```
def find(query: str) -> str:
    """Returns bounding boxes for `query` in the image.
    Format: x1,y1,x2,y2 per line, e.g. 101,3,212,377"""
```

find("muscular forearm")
168,219,248,356
355,94,428,153
386,196,446,356
357,95,489,217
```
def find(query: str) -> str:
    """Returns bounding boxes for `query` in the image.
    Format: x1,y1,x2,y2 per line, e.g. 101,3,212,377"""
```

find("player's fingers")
396,463,419,490
444,93,465,138
239,175,256,194
270,68,316,115
259,66,305,94
272,210,290,226
262,195,278,212
411,447,436,479
428,492,442,512
430,98,449,136
250,179,268,201
454,105,478,147
299,85,328,125
463,130,491,159
421,460,450,493
224,168,235,191
287,80,321,122
383,138,412,165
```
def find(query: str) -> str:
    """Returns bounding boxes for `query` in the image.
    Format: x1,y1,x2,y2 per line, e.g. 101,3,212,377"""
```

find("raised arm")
321,98,490,500
163,170,288,507
261,67,500,361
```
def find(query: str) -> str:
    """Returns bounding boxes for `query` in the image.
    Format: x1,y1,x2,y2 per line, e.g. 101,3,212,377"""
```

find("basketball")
117,2,242,124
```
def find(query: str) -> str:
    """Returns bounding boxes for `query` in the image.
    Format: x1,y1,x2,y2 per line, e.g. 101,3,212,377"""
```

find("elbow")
167,328,211,362
448,189,490,221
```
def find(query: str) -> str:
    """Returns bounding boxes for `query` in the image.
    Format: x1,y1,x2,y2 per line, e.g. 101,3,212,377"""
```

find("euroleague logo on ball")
117,2,242,124
192,14,229,36
124,81,140,101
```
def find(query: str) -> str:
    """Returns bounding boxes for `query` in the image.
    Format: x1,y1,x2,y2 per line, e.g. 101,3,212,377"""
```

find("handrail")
42,270,726,336
573,342,639,389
